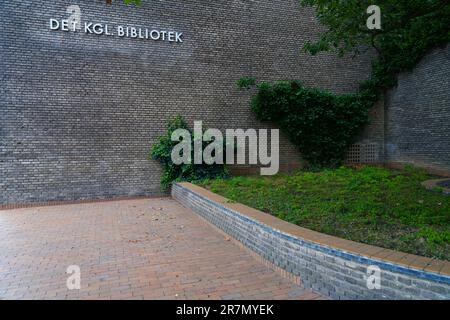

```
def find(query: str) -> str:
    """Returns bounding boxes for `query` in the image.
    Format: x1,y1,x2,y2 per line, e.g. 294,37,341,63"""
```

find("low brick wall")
172,182,450,300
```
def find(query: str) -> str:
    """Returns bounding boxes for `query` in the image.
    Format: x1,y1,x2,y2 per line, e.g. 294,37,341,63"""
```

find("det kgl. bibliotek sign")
49,18,183,43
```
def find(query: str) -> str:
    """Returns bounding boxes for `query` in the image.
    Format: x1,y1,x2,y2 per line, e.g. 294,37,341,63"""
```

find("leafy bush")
238,1,450,167
239,80,373,167
150,115,229,191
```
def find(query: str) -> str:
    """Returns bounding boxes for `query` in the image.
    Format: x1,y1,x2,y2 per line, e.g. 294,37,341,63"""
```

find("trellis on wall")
346,143,379,164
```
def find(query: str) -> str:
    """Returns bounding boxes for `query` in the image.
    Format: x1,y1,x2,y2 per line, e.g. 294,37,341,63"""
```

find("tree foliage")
300,0,450,96
240,1,450,168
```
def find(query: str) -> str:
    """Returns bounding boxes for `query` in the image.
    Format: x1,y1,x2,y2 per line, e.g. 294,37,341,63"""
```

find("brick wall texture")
172,183,450,300
0,0,374,204
1,1,448,204
354,43,450,175
384,44,450,174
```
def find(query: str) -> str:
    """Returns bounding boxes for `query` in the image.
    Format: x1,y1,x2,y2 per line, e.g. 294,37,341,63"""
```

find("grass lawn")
198,166,450,261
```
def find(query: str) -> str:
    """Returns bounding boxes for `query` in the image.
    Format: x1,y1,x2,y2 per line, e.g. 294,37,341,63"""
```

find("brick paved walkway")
0,198,323,300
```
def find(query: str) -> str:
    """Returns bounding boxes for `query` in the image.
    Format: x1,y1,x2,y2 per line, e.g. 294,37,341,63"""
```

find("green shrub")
150,115,229,191
239,80,373,167
238,1,450,168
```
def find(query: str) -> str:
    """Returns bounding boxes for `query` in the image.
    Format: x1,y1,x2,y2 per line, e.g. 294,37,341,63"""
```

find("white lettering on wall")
49,19,184,43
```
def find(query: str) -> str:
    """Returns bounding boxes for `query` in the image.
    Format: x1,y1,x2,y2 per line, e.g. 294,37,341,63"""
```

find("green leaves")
123,0,142,5
236,77,256,90
239,2,449,168
300,0,450,94
239,79,371,168
150,116,228,191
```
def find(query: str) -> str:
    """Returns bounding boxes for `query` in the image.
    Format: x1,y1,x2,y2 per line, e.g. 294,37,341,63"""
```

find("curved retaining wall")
172,182,450,300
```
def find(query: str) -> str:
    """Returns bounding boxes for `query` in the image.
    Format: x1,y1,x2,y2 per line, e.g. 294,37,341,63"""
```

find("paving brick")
173,183,450,300
0,198,320,300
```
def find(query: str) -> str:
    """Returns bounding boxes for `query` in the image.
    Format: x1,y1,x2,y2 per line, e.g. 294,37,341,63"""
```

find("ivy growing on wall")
150,116,229,191
240,80,373,167
240,0,450,168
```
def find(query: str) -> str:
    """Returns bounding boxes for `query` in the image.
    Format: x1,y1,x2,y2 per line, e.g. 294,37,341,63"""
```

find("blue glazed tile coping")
175,183,450,286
